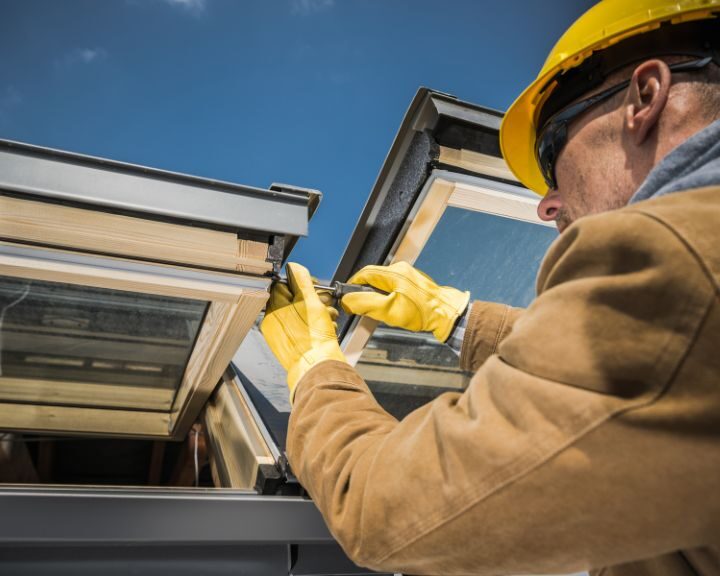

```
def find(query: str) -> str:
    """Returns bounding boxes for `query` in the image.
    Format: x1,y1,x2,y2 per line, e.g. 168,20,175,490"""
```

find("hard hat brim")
500,76,554,196
499,2,720,197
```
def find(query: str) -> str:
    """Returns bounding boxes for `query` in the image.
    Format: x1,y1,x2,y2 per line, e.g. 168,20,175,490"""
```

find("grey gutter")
0,487,387,574
0,139,318,237
0,486,334,544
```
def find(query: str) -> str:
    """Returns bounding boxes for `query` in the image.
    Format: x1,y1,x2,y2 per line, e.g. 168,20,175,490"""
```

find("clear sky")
1,0,595,279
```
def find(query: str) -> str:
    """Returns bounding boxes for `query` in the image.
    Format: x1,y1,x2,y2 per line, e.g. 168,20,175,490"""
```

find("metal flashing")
269,182,322,261
413,90,503,134
0,139,314,237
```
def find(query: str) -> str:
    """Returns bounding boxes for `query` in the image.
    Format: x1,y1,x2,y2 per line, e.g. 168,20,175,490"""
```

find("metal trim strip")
0,486,334,544
0,139,312,236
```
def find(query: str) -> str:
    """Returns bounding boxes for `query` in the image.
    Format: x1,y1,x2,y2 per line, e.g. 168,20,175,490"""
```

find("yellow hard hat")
500,0,720,195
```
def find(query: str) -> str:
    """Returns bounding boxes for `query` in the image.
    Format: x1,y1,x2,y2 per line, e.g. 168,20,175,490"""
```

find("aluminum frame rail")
0,487,380,575
0,486,332,544
0,139,318,238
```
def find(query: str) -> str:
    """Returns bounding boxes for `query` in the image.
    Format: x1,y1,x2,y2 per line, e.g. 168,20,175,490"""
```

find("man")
261,1,720,574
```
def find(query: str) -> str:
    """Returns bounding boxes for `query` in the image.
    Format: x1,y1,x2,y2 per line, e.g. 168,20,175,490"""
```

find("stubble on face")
552,112,633,231
556,170,629,230
554,176,632,232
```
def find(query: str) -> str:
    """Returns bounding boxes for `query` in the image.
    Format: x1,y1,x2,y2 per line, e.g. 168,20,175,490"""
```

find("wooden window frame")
341,171,552,365
0,195,272,275
203,370,276,489
0,242,269,439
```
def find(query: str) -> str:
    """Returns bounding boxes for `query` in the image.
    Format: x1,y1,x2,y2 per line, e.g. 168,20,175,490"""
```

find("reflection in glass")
415,207,557,306
0,275,207,408
356,209,557,418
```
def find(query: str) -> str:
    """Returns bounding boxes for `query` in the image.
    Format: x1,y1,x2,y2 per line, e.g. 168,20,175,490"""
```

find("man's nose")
537,190,563,222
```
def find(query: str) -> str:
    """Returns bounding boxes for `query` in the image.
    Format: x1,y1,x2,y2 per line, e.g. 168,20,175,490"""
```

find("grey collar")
630,118,720,204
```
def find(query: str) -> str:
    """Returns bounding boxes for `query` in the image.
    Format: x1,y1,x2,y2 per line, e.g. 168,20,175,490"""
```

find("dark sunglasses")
535,56,714,190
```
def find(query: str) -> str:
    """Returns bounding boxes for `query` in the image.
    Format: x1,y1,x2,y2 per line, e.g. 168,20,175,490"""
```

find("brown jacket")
287,187,720,576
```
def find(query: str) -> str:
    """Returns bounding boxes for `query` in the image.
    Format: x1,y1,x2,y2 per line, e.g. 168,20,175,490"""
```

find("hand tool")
274,277,385,304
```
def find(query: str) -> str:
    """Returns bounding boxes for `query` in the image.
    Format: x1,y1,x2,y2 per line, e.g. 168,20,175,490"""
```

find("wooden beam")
438,146,518,182
0,195,271,273
203,381,274,489
0,403,171,437
147,441,166,485
448,181,548,224
0,434,39,483
0,242,252,302
0,377,175,411
170,290,269,438
37,440,54,483
169,423,207,486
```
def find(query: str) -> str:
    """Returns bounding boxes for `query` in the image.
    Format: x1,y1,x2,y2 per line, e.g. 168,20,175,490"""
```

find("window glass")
415,207,557,305
0,275,207,409
355,208,557,419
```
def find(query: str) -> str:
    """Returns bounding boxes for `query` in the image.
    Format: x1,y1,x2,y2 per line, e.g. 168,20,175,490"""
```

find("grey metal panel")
0,139,312,236
0,544,289,576
0,488,386,575
270,183,322,261
430,95,502,130
0,487,334,544
292,543,384,575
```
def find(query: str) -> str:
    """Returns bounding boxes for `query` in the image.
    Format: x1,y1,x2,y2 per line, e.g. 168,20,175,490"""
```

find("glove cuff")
288,342,348,402
431,288,471,343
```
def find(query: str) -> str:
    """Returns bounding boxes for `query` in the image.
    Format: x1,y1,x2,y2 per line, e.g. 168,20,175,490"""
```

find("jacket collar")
630,118,720,204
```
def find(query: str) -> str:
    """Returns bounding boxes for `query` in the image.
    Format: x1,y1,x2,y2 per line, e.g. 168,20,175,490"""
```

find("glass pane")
0,275,208,410
416,207,557,305
356,208,557,418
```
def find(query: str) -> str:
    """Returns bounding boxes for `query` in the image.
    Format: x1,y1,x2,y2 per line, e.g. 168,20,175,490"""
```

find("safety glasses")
535,56,714,190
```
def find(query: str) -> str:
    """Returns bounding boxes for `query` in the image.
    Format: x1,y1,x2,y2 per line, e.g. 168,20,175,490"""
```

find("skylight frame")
340,169,552,364
0,242,270,439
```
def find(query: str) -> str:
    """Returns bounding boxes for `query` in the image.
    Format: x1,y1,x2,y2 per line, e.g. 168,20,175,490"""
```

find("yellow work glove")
261,262,347,400
341,261,470,343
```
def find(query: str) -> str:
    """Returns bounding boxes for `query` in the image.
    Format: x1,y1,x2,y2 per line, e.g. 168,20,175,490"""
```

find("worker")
261,1,720,574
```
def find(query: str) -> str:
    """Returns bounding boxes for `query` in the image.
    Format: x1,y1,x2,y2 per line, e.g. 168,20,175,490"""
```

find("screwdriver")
274,277,385,303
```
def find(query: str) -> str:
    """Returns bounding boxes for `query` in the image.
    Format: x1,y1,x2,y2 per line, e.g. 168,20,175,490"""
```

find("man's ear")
624,59,671,145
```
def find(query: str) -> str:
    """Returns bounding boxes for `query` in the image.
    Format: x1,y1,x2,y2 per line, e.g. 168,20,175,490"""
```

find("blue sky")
1,0,595,279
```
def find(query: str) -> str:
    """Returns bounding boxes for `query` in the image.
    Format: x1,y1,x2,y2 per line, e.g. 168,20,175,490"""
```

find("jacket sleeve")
287,209,718,575
459,301,523,373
